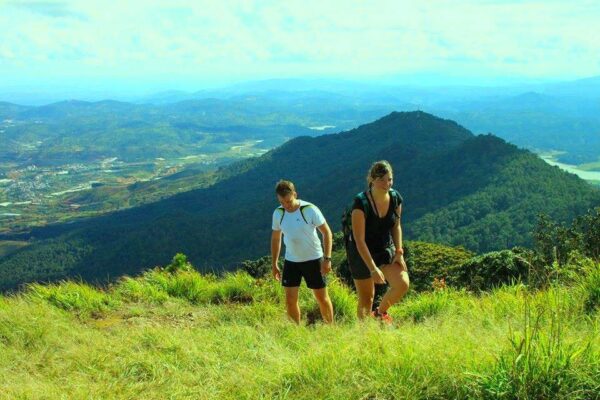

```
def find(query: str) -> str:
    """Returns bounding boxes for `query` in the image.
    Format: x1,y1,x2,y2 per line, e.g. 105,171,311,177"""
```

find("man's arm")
271,229,282,280
317,222,332,275
317,222,332,258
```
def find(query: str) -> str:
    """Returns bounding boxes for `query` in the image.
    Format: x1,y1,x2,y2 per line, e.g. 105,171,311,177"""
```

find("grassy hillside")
1,256,599,399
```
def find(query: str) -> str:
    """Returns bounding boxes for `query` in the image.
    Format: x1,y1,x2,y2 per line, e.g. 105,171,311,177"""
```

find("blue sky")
1,0,599,96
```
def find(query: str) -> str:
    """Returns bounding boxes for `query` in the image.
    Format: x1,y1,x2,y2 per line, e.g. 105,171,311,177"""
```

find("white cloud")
0,0,598,87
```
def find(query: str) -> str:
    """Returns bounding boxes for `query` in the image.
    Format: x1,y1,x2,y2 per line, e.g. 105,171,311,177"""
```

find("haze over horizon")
1,0,599,103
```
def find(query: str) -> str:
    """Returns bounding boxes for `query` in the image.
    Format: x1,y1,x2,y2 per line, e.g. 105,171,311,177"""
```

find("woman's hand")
392,253,408,272
371,266,386,284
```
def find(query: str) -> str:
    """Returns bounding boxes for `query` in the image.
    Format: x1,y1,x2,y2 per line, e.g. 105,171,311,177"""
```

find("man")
271,180,334,324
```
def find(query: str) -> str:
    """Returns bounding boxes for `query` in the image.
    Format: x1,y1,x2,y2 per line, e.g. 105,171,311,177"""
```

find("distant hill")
136,78,600,165
542,75,600,99
433,90,600,164
0,98,323,166
0,111,598,291
3,77,600,166
0,95,403,167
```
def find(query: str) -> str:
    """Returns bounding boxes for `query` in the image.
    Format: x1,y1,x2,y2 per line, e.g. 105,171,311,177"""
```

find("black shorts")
346,240,393,280
282,258,326,289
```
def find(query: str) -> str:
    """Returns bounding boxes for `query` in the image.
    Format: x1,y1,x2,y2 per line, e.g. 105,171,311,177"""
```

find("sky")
1,0,599,98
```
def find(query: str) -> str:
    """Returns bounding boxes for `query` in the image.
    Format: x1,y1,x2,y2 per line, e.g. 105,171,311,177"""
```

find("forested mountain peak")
1,111,598,291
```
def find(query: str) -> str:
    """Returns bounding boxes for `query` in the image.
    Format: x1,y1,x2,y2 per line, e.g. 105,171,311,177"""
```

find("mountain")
0,111,598,291
4,76,600,166
542,75,600,99
0,102,32,119
432,91,600,164
140,78,600,165
0,94,413,168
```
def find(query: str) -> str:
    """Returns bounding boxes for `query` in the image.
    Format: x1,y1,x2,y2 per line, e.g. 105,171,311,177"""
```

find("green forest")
0,111,598,291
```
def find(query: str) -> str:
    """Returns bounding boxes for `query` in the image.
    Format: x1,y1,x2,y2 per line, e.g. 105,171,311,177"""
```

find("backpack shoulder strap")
299,204,313,224
389,189,401,218
276,206,285,225
357,191,370,217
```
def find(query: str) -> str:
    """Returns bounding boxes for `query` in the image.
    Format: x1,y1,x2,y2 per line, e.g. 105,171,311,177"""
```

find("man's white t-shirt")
272,200,326,262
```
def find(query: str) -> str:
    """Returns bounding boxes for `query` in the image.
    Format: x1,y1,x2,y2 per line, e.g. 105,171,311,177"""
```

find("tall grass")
471,293,600,399
26,281,119,318
0,266,598,399
114,269,257,305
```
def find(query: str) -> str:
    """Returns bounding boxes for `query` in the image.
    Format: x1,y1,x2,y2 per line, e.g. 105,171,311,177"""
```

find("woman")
346,160,410,322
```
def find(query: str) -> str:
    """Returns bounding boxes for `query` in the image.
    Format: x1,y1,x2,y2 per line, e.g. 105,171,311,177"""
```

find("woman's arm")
391,204,403,254
391,205,407,270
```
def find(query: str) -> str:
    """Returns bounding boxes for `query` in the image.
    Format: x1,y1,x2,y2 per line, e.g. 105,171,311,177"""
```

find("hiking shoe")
371,310,393,325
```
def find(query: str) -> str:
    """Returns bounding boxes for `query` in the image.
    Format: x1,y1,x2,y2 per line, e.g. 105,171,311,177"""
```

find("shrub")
334,241,473,293
403,241,473,292
332,231,345,252
580,262,600,314
164,253,194,273
239,256,275,279
448,250,531,292
534,208,600,266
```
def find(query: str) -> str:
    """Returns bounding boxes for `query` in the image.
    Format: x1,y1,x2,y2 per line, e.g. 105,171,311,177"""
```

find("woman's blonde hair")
366,160,393,188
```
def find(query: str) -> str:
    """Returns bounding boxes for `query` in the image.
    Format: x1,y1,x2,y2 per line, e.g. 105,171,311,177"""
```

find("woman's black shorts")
346,240,393,280
282,258,326,289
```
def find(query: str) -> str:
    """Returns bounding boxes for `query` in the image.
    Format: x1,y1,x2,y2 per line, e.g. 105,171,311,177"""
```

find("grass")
0,266,599,399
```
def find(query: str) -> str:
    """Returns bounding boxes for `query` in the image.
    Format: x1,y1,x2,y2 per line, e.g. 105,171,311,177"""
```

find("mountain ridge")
0,111,598,291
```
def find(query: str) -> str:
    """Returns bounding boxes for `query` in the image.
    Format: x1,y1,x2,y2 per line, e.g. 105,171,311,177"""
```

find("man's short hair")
275,180,295,197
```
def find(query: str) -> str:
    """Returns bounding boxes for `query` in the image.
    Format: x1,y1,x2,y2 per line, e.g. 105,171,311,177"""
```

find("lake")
540,156,600,182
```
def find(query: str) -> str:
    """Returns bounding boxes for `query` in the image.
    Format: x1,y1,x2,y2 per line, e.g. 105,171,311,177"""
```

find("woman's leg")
378,262,409,314
354,278,375,319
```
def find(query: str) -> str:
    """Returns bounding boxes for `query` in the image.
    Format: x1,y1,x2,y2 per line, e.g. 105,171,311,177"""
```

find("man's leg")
284,286,301,324
312,288,333,323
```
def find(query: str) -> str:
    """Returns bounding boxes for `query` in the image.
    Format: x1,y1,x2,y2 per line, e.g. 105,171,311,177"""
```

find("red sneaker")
371,310,393,325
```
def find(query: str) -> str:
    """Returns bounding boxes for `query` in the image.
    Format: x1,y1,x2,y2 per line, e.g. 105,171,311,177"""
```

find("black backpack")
341,189,401,245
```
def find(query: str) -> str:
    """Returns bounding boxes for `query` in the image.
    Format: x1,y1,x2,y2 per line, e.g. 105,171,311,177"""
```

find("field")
1,262,599,400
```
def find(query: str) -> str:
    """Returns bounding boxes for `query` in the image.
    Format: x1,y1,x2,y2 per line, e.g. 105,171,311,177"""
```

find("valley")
0,139,268,234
